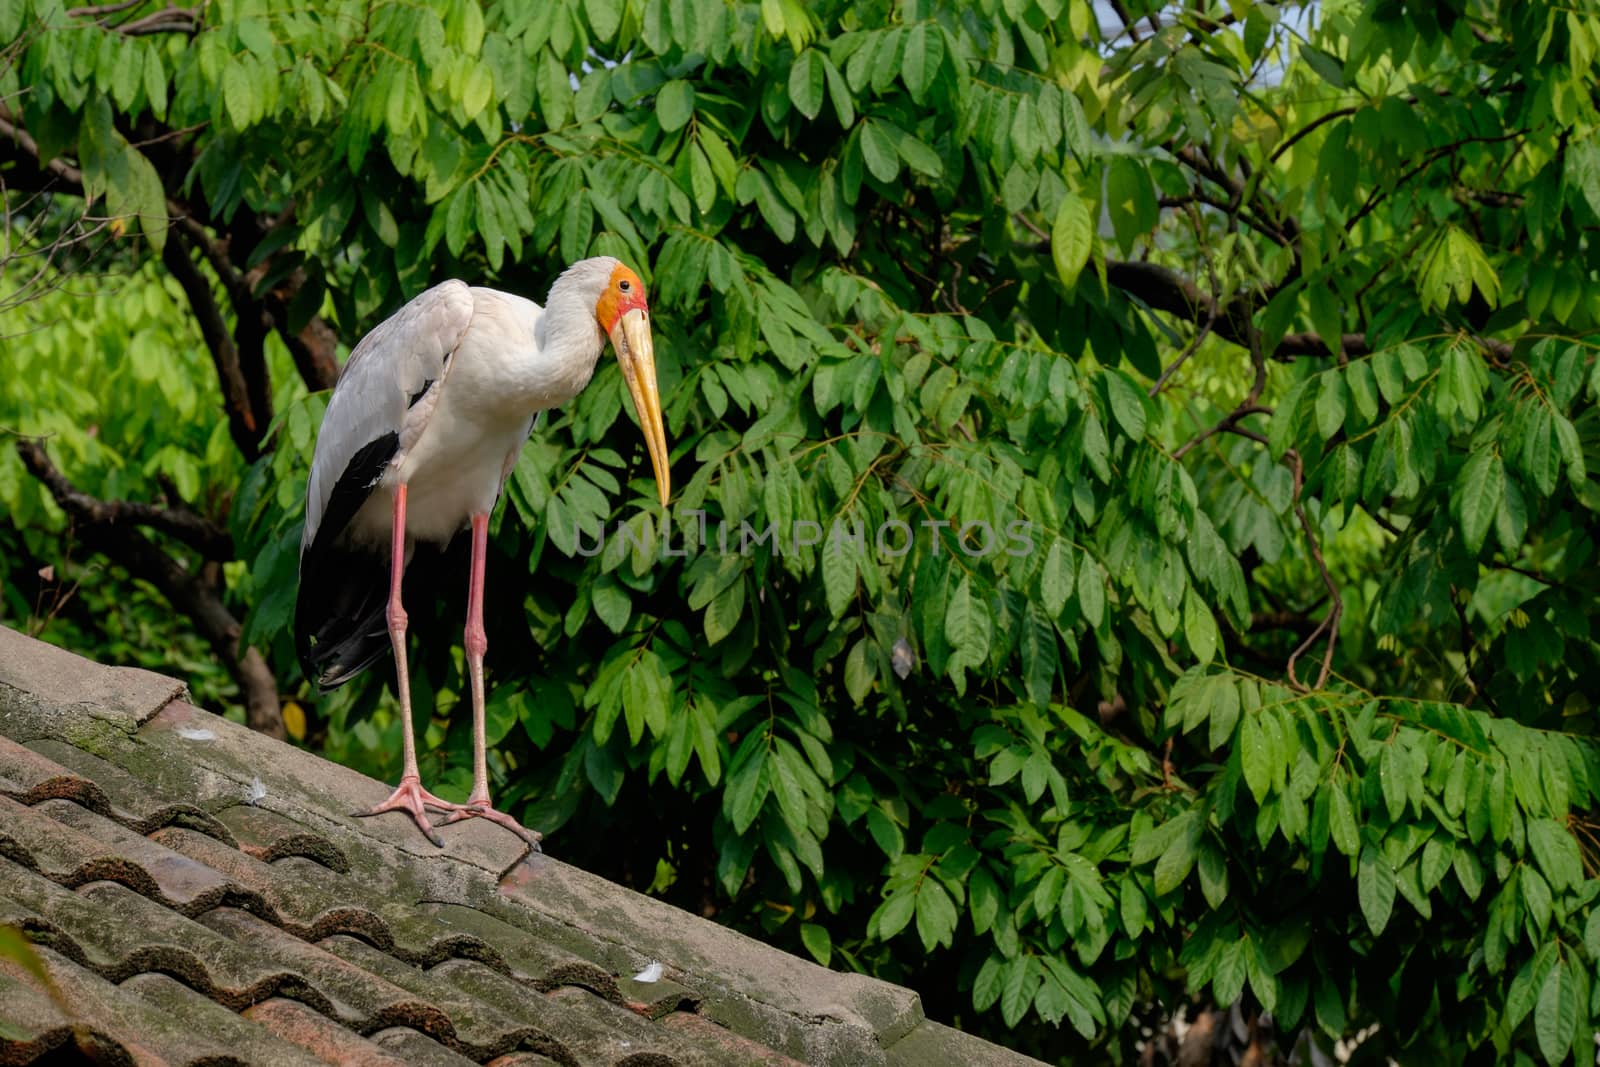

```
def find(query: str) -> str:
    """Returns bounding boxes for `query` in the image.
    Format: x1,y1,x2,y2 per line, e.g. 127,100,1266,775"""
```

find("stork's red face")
595,263,649,335
595,263,670,508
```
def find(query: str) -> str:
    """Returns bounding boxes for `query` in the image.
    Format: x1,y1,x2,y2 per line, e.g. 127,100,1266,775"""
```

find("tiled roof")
0,626,1042,1067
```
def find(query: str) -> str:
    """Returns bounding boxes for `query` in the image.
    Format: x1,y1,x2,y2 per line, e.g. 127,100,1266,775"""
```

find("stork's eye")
619,279,632,292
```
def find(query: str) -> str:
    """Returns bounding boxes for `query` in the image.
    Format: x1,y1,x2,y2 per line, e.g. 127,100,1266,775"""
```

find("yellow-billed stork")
294,257,669,848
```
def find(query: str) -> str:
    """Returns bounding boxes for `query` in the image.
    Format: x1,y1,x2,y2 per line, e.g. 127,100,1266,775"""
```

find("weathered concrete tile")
118,972,331,1066
0,944,250,1066
25,798,261,916
215,802,350,871
243,998,414,1066
367,1027,484,1067
617,973,700,1020
136,700,529,872
0,734,115,816
0,625,1028,1067
152,827,394,948
884,1018,1050,1066
489,859,922,1066
24,738,237,843
198,907,450,1037
658,1012,810,1067
0,855,305,1008
0,625,184,737
318,935,552,1061
419,902,619,999
537,983,761,1067
434,959,732,1067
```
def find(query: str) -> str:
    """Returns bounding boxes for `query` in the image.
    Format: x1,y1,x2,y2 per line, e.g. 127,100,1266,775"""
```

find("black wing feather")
294,432,398,690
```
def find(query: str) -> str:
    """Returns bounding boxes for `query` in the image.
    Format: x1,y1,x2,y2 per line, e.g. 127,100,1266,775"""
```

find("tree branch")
15,447,232,559
161,230,265,460
117,7,199,36
0,111,84,192
17,439,284,739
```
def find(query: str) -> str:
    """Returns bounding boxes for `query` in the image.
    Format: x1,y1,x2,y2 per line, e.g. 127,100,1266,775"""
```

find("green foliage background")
4,0,1600,1061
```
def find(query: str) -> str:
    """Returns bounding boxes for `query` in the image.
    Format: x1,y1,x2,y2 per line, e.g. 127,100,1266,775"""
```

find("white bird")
294,257,669,848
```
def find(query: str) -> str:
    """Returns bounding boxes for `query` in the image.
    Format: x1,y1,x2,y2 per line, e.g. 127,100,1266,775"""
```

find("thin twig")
1283,451,1340,691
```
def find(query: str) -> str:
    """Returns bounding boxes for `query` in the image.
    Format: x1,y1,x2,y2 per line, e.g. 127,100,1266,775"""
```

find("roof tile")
242,998,414,1066
26,737,239,842
0,626,1042,1067
418,901,622,998
0,623,184,733
317,935,556,1061
367,1026,488,1066
152,826,399,949
118,971,332,1067
197,907,452,1036
27,798,259,915
215,802,351,871
0,734,116,816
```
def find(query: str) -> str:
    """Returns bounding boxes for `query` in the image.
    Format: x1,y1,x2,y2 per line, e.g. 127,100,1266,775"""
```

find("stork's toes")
439,800,544,852
353,775,460,847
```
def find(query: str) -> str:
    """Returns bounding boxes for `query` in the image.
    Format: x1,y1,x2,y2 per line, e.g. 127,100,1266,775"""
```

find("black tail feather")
294,538,463,691
295,543,391,691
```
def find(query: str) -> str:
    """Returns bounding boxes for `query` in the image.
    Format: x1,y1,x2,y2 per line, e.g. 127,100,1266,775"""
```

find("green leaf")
901,21,942,100
800,922,832,966
223,61,254,127
973,956,1004,1012
859,119,899,182
1526,818,1583,892
1454,448,1503,555
1241,713,1272,803
843,638,874,704
725,743,771,833
1051,192,1094,290
970,865,1002,934
1315,372,1347,439
915,879,958,951
591,580,631,633
705,578,746,645
945,576,992,661
1184,588,1217,665
1104,156,1156,251
1358,844,1396,936
1040,539,1073,619
0,925,51,989
1535,957,1577,1063
1077,556,1105,629
874,890,915,939
1000,956,1040,1028
788,50,826,120
1299,43,1345,87
656,79,696,132
1152,811,1202,894
622,649,672,744
1104,370,1147,440
1197,844,1229,908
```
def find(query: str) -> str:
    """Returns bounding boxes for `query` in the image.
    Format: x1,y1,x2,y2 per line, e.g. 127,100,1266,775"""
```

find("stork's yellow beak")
609,307,671,507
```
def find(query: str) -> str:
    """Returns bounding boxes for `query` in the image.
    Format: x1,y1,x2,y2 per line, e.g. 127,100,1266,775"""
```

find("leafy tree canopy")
4,0,1600,1061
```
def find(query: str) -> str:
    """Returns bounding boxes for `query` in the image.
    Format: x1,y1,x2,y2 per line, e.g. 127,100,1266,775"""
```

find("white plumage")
295,256,669,849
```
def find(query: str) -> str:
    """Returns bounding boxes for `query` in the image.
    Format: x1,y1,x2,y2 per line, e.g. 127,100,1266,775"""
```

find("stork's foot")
439,798,544,853
354,775,460,847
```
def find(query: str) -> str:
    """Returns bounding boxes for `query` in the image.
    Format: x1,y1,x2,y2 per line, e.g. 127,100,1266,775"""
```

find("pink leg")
354,484,460,846
439,513,542,851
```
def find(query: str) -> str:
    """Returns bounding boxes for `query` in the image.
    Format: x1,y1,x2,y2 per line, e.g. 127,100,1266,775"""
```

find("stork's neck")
531,281,606,407
465,286,604,416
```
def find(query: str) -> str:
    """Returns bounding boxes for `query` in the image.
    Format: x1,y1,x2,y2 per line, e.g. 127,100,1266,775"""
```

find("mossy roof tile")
0,624,1042,1066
